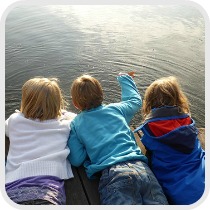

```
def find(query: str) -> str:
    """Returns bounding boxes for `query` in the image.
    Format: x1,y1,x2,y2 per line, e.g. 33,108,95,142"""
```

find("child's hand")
128,71,135,78
118,71,135,78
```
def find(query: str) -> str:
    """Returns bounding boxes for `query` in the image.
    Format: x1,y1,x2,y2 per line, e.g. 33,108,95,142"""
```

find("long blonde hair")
70,74,103,111
20,77,66,121
142,76,190,120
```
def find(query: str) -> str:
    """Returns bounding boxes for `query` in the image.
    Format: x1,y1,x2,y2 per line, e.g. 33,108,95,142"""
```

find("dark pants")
18,199,53,205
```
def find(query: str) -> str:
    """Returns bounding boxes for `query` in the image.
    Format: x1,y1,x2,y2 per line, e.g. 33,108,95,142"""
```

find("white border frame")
1,1,209,209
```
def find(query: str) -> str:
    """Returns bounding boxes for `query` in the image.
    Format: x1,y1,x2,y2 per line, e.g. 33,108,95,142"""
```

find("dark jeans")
18,199,53,205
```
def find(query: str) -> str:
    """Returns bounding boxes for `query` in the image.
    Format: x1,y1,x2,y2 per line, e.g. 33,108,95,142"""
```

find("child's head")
20,77,66,121
70,75,103,111
142,76,190,119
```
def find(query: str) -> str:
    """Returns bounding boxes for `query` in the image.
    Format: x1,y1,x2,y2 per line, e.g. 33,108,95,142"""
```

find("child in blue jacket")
134,76,205,205
67,72,168,205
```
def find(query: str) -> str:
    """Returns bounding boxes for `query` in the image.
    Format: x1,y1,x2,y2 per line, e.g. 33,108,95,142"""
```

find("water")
5,5,205,127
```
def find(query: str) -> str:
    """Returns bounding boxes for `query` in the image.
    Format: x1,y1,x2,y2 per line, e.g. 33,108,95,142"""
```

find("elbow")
71,160,82,167
132,97,142,108
68,153,86,167
70,160,83,167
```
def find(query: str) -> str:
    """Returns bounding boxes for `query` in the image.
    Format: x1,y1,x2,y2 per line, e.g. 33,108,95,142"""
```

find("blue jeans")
98,160,168,205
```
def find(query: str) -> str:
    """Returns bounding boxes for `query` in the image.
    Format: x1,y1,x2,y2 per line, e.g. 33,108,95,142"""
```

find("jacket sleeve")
116,74,142,124
67,121,87,167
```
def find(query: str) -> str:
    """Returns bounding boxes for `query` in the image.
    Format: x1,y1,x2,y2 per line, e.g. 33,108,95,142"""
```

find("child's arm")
116,72,142,124
67,122,87,167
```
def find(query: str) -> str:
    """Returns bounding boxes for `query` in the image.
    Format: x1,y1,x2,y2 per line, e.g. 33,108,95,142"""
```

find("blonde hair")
142,76,190,120
70,75,103,111
20,77,66,121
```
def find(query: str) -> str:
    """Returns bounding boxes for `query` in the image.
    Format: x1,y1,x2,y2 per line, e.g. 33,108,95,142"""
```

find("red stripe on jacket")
148,117,192,137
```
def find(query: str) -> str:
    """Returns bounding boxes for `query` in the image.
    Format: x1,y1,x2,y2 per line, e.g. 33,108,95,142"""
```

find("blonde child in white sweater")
5,77,76,205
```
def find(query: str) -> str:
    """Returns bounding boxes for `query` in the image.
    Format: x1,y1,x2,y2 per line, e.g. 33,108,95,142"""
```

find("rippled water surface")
5,5,205,127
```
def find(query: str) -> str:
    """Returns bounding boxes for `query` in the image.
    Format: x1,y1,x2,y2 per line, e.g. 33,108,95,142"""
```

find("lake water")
5,5,205,127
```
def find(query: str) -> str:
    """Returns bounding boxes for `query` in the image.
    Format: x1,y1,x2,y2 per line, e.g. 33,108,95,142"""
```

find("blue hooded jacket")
134,106,205,205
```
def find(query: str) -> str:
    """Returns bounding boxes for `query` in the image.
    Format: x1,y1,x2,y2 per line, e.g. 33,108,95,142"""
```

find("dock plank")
64,167,89,205
198,128,205,150
77,166,100,205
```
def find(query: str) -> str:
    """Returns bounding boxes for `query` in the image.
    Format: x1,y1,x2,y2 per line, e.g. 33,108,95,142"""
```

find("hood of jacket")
134,106,198,154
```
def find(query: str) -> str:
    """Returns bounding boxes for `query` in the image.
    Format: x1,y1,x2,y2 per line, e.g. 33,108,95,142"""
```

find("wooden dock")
5,128,205,205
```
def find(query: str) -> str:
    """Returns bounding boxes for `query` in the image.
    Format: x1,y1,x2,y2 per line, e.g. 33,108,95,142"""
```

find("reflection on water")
5,5,205,127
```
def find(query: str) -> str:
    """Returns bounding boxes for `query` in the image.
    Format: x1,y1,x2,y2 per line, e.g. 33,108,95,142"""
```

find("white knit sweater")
5,111,76,184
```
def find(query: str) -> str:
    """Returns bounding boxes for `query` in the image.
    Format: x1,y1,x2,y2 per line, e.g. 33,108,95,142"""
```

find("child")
5,77,76,205
67,72,168,205
134,76,205,205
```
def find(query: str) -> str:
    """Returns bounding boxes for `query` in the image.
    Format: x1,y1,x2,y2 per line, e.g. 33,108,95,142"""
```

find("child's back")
68,73,168,205
134,76,205,204
6,111,74,183
5,77,76,205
